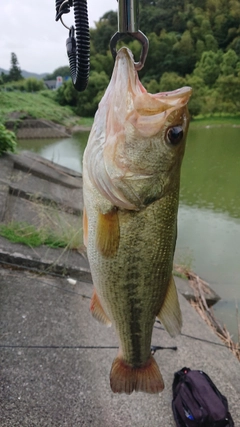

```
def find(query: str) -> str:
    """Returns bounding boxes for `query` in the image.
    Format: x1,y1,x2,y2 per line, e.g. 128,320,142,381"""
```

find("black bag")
172,367,234,427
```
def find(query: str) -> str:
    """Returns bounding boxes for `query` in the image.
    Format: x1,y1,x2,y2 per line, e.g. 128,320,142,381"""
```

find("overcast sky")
0,0,117,74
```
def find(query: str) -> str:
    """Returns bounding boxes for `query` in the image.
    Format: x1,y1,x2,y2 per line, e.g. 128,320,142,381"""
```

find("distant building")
44,75,70,90
56,76,63,89
44,79,57,90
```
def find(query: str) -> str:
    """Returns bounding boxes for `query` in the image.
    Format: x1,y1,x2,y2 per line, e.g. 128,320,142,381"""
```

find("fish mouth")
115,47,192,106
84,47,192,211
112,48,192,138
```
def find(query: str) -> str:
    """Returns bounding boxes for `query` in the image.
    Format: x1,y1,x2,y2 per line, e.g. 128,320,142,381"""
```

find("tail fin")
110,355,164,394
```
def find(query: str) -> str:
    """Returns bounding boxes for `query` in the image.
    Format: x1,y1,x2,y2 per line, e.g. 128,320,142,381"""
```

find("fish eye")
166,126,184,145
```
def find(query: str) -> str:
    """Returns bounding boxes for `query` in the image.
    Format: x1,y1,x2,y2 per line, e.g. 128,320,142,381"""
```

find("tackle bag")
172,367,234,427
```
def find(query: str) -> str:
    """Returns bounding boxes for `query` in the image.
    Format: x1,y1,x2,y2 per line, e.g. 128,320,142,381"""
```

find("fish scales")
89,193,179,361
83,47,192,394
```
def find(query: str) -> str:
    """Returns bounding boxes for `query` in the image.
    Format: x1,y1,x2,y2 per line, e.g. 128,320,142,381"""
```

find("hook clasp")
110,0,149,70
110,30,149,71
58,0,72,30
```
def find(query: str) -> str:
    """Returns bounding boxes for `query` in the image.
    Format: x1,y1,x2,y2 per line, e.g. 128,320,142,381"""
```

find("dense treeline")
57,0,240,117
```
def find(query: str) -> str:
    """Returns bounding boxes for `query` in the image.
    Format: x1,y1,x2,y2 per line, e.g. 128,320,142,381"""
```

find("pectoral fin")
90,288,112,326
96,208,120,257
157,275,182,337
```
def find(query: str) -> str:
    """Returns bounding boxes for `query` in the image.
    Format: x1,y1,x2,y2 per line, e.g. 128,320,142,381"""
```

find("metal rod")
118,0,139,33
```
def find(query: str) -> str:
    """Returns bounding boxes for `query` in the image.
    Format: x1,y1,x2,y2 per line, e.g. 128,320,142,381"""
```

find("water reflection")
180,126,240,218
17,125,240,338
18,132,89,174
177,125,240,338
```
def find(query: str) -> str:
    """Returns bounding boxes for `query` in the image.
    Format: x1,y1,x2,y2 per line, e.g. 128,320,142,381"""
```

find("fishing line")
0,344,177,352
154,323,230,349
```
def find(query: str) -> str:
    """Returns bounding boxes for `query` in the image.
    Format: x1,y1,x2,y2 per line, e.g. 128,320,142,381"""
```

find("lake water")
17,125,240,340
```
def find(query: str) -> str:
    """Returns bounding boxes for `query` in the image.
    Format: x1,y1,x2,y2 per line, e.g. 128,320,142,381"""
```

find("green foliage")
216,75,240,110
45,66,70,80
56,71,109,117
146,79,160,93
0,124,17,156
24,78,45,92
220,49,239,76
75,71,109,116
8,52,22,82
194,50,223,86
0,222,67,248
56,80,79,107
159,72,186,91
0,220,83,250
0,91,79,126
2,78,46,92
90,11,118,54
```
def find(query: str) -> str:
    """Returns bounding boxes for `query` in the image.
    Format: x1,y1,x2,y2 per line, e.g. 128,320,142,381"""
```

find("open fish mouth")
84,48,192,211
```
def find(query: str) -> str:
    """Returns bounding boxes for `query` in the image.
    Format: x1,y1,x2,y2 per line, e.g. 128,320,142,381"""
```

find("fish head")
84,47,192,210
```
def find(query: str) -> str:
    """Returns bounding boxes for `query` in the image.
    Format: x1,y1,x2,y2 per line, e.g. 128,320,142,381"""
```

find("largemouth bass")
83,47,192,394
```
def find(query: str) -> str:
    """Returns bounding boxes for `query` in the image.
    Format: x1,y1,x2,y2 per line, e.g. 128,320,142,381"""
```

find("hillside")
0,90,81,127
0,68,47,80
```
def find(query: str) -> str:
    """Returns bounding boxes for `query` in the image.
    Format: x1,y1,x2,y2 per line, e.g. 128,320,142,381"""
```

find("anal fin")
96,208,119,257
90,288,112,327
110,355,164,394
157,275,182,337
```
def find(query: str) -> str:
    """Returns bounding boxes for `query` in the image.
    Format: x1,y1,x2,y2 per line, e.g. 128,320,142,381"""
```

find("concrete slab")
0,236,91,282
11,152,82,187
0,152,83,245
3,195,83,239
0,268,239,427
9,168,83,214
0,154,13,222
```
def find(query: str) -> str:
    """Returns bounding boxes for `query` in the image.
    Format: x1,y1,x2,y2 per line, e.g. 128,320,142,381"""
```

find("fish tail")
110,355,164,394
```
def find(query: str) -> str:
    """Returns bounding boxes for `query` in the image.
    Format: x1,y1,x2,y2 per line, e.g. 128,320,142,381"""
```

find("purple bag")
172,367,234,427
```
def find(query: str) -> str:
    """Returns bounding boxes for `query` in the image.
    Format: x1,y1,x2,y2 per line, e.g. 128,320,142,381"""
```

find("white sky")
0,0,117,74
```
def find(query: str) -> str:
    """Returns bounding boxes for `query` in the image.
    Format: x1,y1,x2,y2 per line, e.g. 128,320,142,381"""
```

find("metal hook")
110,0,149,70
110,31,149,71
59,0,71,30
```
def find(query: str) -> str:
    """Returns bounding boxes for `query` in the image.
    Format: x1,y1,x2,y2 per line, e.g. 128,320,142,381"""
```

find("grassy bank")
0,221,82,250
1,90,240,130
0,90,86,128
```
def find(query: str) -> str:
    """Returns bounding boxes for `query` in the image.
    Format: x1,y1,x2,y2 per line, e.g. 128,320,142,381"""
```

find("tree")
215,75,240,112
8,53,22,82
76,71,109,116
172,30,196,75
45,66,70,80
159,72,186,91
194,50,223,86
24,78,45,92
220,49,239,76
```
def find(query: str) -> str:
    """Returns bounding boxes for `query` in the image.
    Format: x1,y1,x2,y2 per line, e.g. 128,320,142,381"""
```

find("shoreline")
5,114,240,139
